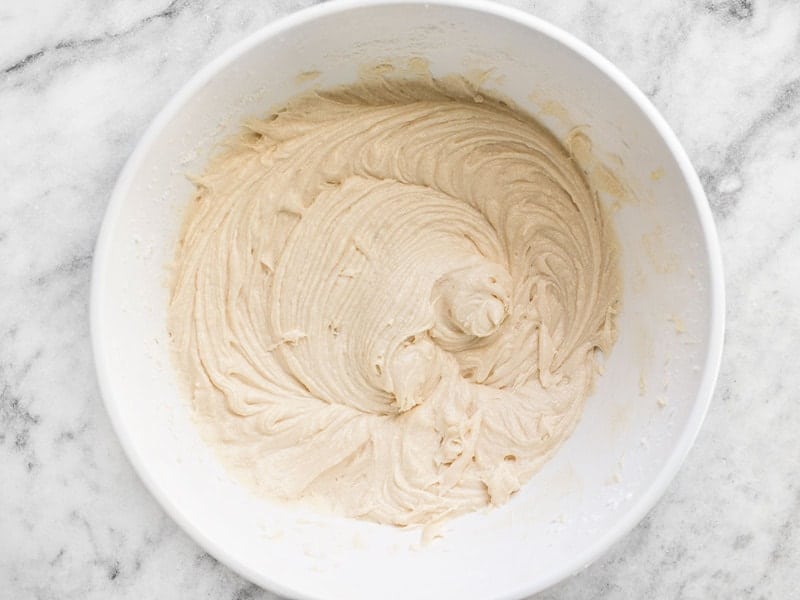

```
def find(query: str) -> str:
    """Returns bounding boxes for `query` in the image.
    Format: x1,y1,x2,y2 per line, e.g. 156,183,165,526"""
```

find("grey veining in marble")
1,0,798,598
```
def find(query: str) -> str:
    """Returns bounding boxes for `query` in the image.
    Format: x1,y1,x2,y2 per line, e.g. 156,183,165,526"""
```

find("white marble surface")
1,0,798,597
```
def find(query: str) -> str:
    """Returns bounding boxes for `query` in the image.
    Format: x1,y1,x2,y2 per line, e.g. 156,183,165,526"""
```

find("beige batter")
169,77,620,526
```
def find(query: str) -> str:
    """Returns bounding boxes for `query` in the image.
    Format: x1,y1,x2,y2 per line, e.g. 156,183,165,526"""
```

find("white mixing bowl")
91,1,725,598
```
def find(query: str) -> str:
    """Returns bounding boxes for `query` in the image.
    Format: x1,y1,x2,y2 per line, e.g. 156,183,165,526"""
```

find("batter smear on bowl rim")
168,75,621,526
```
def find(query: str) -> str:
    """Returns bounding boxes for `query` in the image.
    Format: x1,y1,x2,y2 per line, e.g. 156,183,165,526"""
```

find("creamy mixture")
169,77,620,526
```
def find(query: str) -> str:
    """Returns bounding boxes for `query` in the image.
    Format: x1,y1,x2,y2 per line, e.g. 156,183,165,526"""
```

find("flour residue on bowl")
567,129,637,211
167,70,622,526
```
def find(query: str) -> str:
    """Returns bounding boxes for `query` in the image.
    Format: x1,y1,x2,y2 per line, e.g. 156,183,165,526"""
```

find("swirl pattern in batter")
169,78,620,526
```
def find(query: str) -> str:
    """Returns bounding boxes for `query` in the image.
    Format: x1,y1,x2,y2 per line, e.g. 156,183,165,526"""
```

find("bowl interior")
92,2,722,599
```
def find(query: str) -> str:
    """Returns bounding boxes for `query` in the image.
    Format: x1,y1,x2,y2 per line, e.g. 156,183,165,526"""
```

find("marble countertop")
2,0,798,597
